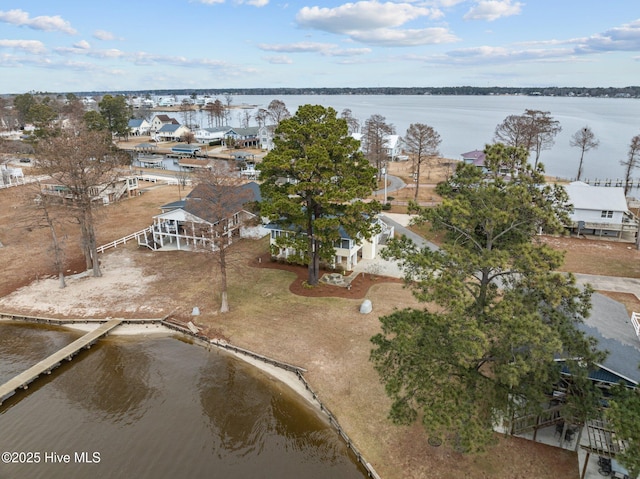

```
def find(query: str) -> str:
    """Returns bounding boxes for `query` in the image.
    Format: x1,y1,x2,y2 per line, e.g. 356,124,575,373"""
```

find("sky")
0,1,639,93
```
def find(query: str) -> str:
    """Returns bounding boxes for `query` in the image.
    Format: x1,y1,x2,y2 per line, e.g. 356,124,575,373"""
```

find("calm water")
179,94,640,183
0,323,367,479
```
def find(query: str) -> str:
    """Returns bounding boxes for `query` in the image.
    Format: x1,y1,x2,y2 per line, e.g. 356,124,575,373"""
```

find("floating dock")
0,319,123,405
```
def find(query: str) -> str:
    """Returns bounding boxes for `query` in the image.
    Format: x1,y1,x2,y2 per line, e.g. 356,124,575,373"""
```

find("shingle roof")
183,182,261,224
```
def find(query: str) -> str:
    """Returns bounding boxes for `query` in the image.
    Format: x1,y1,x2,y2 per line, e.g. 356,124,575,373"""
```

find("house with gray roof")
563,181,638,239
156,123,191,142
128,118,150,136
138,182,264,251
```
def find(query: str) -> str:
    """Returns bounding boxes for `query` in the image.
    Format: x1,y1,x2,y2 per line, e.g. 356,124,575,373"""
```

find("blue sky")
1,0,639,93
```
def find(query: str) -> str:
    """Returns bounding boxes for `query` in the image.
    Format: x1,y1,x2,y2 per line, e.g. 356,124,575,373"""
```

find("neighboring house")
461,149,486,167
352,133,402,161
384,134,401,161
150,114,179,136
156,124,191,142
194,126,231,144
1,165,24,186
138,181,264,251
258,125,276,151
128,119,151,136
224,127,260,148
266,216,394,271
564,181,638,239
40,175,139,205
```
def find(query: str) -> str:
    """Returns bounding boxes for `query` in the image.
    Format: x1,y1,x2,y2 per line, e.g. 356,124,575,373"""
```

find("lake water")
175,94,640,184
0,322,367,479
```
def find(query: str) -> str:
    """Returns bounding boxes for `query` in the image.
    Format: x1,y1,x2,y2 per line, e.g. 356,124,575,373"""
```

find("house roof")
578,292,640,385
179,181,261,224
158,124,183,133
154,114,177,123
171,144,201,154
128,119,145,128
461,149,486,166
564,182,628,212
228,127,259,137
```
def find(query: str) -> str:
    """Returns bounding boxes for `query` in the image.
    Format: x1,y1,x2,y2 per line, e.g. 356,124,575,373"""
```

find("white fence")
96,227,152,254
632,312,640,342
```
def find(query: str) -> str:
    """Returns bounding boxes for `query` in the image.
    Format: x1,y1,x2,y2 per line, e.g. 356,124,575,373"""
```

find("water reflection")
0,325,367,479
53,338,157,423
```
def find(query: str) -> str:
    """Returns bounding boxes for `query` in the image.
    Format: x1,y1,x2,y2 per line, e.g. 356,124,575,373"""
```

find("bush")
381,202,392,211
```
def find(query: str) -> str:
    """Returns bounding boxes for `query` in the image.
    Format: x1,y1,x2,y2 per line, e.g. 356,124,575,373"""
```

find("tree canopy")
258,104,380,285
98,94,131,138
370,144,603,451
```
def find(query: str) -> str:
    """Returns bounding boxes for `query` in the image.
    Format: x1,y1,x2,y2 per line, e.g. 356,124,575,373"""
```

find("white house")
267,216,394,271
563,181,638,238
352,133,402,161
150,114,179,136
128,119,151,136
194,126,231,144
224,127,260,148
156,124,191,142
138,182,263,251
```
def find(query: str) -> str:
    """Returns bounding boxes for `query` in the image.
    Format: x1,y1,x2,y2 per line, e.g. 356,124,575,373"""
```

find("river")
168,94,640,183
0,322,368,479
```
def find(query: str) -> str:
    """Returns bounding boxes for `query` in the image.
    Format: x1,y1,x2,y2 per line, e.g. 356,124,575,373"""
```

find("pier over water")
0,319,123,405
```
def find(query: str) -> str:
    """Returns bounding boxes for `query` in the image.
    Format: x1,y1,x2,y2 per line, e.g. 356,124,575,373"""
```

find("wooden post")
580,451,590,479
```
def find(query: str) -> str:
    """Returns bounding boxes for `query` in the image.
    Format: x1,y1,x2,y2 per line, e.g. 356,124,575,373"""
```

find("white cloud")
463,0,523,22
0,39,46,54
350,26,458,46
264,55,293,64
297,2,435,32
575,19,640,53
238,0,269,6
73,40,91,49
0,9,76,34
295,1,457,46
258,41,372,56
93,30,116,41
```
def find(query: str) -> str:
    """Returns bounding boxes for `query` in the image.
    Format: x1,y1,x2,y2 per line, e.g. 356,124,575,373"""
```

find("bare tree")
493,114,531,149
179,99,196,129
189,165,258,313
570,126,599,180
403,123,441,200
622,134,640,196
340,108,360,135
264,99,291,125
204,99,225,128
494,109,562,168
20,181,68,288
362,114,395,179
224,94,234,125
36,127,130,277
183,131,196,144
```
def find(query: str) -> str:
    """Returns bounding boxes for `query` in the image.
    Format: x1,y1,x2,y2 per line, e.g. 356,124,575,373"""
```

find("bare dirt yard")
0,176,586,479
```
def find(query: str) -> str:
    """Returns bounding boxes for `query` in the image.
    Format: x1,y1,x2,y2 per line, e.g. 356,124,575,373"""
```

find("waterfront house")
224,127,260,148
194,126,232,144
461,149,486,167
128,119,151,136
40,174,139,205
266,216,393,271
138,181,264,251
150,114,179,136
564,181,638,239
156,124,191,142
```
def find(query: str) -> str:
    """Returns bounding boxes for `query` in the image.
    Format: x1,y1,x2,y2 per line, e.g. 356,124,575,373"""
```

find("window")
600,210,614,218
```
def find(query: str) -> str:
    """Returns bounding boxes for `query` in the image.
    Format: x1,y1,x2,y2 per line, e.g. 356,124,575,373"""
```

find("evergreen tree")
259,104,380,286
371,144,603,451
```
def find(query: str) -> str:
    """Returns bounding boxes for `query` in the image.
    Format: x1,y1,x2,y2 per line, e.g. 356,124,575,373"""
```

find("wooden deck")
0,319,122,405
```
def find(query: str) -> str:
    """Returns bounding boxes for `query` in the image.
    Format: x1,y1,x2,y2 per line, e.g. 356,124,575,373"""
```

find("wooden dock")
0,319,122,405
